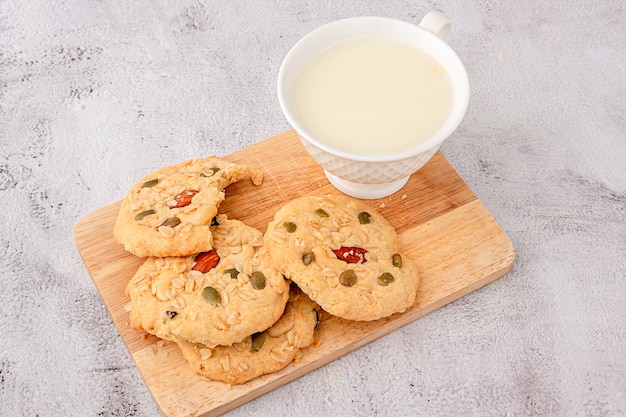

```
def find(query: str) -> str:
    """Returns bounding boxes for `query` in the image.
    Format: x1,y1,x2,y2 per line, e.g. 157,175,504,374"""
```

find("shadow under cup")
278,16,470,199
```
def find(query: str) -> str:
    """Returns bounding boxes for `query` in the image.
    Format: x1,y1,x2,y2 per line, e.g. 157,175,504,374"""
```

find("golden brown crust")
176,287,319,384
126,216,289,347
263,195,420,321
113,156,262,257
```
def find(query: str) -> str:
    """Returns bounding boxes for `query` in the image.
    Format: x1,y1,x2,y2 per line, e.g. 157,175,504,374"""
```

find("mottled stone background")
1,1,624,416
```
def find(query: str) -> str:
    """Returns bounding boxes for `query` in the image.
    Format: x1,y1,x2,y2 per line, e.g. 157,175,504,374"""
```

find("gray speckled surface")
1,1,624,416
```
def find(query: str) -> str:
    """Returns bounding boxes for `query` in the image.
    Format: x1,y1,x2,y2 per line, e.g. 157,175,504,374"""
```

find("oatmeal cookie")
126,216,289,347
113,156,263,257
176,285,320,384
264,195,420,321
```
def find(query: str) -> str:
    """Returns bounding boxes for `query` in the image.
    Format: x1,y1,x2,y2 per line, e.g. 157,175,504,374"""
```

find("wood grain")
74,129,514,417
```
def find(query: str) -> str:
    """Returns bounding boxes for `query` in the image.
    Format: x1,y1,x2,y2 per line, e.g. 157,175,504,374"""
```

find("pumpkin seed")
378,272,394,286
250,331,267,351
203,167,220,177
392,253,402,268
314,208,329,217
225,268,239,279
250,271,266,290
284,222,297,233
202,286,221,305
302,252,315,266
358,212,371,224
160,216,181,228
339,269,357,287
135,209,156,221
141,179,158,188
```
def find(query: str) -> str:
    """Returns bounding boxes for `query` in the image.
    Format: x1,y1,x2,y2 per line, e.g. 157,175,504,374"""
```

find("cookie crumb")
401,194,407,200
250,170,264,186
498,53,504,60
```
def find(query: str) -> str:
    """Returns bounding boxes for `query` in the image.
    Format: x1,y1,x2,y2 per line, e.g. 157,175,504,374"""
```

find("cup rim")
277,15,470,163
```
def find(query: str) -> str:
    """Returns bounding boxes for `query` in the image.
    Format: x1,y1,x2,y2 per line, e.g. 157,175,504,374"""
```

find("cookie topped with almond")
125,215,290,348
113,156,263,258
263,195,420,321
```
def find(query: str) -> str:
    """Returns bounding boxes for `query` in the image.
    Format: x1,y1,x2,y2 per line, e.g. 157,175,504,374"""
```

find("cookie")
126,215,289,347
176,285,320,385
264,195,420,321
114,156,263,257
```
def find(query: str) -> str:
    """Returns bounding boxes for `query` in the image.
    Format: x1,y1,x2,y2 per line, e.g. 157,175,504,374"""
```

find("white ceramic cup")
277,12,470,199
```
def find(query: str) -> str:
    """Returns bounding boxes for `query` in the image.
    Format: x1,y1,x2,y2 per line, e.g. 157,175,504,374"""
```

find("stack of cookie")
114,156,420,385
115,156,320,385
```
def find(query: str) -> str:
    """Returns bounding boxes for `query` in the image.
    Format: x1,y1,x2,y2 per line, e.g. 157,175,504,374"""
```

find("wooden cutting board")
75,129,514,417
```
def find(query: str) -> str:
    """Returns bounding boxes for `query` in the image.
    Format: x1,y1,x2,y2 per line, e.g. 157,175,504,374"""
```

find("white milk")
294,38,454,156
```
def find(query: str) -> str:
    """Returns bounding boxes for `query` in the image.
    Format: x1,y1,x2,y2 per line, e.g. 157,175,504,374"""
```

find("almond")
192,249,220,273
170,189,199,208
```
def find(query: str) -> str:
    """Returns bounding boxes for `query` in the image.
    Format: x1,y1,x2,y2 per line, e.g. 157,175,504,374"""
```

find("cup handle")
419,11,452,42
